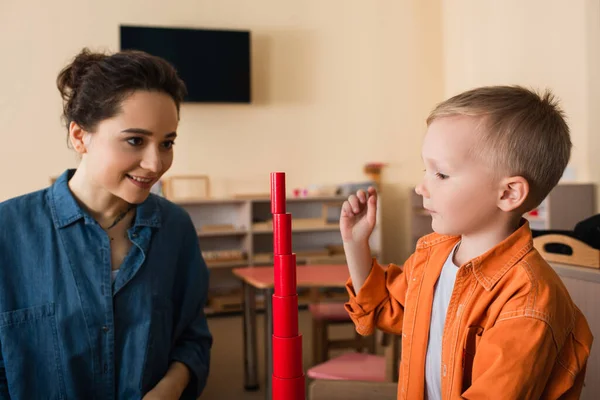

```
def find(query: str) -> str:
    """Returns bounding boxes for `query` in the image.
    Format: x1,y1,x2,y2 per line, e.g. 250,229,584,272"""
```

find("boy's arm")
462,315,590,399
340,187,411,336
344,253,414,336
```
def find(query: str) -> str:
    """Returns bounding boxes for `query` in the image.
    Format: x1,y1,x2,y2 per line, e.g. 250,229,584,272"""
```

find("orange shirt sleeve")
344,253,414,336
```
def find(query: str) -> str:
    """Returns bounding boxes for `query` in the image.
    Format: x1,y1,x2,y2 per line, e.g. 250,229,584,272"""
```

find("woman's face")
76,90,179,204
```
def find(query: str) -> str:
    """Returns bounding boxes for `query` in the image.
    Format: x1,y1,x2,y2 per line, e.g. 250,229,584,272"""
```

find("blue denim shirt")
0,169,212,399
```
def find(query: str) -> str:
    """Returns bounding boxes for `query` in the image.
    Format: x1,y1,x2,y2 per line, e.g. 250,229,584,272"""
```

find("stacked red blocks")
270,172,305,400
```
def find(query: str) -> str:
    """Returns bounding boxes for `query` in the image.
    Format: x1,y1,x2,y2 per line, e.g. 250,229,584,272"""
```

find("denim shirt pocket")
0,303,66,400
140,296,174,393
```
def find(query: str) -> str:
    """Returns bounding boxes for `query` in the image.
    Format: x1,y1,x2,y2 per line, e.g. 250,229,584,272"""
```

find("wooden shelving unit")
177,195,383,316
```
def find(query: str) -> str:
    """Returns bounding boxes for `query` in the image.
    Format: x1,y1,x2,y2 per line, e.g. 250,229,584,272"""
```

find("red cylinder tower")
270,172,305,400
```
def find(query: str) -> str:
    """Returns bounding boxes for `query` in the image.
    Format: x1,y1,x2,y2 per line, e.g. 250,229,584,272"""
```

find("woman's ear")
69,122,91,154
497,176,529,212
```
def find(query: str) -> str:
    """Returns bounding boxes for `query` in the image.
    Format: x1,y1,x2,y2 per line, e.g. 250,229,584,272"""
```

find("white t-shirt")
425,243,459,400
111,269,120,284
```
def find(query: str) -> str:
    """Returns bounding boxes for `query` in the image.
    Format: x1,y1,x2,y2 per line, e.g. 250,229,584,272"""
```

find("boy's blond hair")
427,85,571,210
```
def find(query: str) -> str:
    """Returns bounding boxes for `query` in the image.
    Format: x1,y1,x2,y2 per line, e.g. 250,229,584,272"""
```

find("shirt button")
103,363,108,373
132,233,138,238
443,364,447,377
102,326,110,333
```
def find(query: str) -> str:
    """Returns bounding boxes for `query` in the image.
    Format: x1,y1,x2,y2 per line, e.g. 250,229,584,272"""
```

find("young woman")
0,48,212,399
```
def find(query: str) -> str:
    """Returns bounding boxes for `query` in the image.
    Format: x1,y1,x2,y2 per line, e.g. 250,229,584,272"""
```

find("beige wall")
0,0,444,263
441,0,600,201
5,1,596,262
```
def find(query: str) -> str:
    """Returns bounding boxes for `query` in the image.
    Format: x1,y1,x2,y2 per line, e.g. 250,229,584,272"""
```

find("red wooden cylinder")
272,375,305,400
272,335,304,378
272,294,298,337
273,213,292,255
270,172,286,214
274,254,297,296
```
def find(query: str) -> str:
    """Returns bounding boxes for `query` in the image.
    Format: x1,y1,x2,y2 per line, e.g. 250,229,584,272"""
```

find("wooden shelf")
251,195,348,203
253,223,340,234
178,194,383,317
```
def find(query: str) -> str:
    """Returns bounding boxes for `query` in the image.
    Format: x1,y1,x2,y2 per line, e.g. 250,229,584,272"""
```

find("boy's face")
416,115,501,236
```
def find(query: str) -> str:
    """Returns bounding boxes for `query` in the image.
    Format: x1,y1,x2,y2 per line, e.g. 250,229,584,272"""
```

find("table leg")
264,288,274,400
242,282,259,390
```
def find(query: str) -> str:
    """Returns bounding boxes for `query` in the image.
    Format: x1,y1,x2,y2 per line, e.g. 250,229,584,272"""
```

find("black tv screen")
120,25,251,103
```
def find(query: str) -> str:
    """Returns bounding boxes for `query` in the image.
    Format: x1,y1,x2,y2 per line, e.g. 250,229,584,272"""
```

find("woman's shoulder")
0,187,50,219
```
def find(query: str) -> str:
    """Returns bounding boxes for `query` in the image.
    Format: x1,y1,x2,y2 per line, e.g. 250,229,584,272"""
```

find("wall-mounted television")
120,25,251,103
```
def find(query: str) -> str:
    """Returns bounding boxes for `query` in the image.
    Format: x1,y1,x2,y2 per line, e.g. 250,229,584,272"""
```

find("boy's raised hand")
340,187,377,243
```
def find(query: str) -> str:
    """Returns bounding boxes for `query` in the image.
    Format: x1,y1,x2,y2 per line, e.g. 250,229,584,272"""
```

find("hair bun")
56,48,106,104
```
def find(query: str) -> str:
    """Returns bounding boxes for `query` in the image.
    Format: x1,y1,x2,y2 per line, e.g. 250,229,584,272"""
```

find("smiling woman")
0,48,212,399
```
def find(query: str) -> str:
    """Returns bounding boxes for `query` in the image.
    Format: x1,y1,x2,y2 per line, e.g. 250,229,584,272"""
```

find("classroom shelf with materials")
164,178,383,316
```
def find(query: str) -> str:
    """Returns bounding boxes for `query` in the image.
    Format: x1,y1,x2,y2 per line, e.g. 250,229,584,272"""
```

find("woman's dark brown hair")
57,48,187,144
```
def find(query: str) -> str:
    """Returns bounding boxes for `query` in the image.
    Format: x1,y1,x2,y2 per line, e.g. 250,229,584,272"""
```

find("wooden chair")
533,234,600,269
305,257,376,365
309,300,376,365
307,331,400,400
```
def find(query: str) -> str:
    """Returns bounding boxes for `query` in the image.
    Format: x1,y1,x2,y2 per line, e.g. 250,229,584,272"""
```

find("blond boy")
341,86,593,399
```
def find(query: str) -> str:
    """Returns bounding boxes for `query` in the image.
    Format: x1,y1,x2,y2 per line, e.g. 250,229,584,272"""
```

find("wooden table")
232,264,350,400
549,262,600,400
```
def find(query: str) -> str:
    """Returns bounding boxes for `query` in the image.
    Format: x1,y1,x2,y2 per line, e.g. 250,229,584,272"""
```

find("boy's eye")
162,140,175,150
435,172,449,180
126,137,143,146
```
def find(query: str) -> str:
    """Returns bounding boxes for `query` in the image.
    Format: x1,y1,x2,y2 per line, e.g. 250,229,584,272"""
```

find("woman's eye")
162,140,175,150
435,172,449,180
126,137,143,146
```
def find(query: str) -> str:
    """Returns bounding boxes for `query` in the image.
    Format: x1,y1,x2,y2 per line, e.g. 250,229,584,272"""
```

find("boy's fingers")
356,190,366,204
341,201,353,216
367,186,377,200
348,195,360,213
367,194,377,223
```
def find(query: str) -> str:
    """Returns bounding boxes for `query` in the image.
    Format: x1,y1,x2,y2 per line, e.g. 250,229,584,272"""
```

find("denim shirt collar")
50,169,162,229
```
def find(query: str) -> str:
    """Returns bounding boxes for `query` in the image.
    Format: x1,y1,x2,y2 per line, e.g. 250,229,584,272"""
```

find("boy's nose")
415,182,429,198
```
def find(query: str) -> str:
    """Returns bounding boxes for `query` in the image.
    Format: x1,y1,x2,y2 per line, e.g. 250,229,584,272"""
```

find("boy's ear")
497,176,529,212
69,121,91,154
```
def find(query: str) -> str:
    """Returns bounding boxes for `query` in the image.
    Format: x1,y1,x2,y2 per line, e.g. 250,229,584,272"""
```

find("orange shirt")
345,220,593,399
